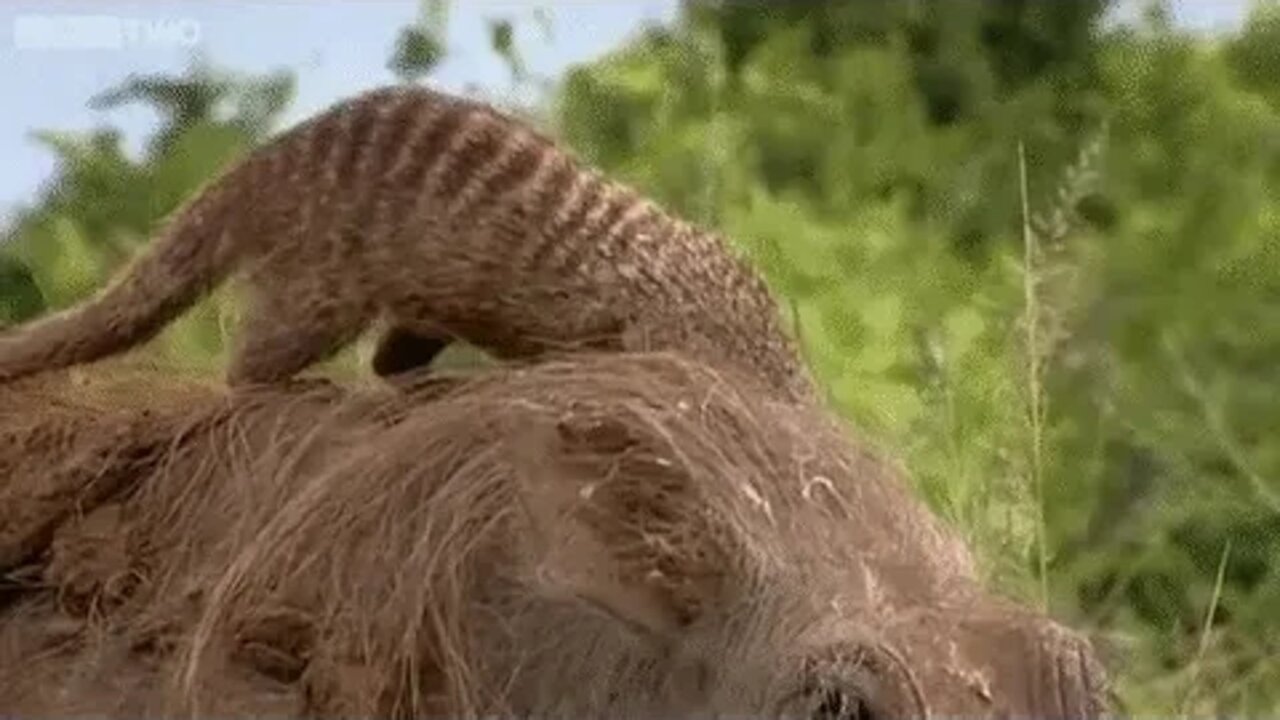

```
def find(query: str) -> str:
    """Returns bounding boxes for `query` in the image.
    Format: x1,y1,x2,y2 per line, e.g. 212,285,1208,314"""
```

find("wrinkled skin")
477,580,1111,719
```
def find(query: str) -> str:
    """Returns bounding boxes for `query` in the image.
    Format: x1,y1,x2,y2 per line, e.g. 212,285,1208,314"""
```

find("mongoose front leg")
370,326,451,380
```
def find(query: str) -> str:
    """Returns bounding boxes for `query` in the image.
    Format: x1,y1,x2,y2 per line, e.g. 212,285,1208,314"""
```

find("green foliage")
558,1,1279,713
388,0,450,82
488,18,526,84
0,254,43,324
0,61,296,372
89,61,295,158
389,26,444,82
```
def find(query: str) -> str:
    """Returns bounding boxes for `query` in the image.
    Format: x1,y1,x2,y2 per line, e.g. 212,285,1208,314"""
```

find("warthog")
0,353,1112,718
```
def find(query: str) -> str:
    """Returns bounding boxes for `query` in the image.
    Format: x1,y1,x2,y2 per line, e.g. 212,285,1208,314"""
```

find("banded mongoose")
0,85,816,401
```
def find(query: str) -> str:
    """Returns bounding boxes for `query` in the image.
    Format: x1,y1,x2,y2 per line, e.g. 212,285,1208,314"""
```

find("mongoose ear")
505,414,698,642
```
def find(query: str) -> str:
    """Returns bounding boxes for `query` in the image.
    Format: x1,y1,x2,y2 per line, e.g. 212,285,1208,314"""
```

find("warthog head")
121,353,1112,718
345,354,1113,718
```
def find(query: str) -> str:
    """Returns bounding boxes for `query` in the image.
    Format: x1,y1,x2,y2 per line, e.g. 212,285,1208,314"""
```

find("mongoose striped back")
0,86,816,403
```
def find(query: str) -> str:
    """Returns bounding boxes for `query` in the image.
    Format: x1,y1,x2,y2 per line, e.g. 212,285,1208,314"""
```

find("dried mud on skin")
0,354,1109,719
0,366,458,716
0,367,215,572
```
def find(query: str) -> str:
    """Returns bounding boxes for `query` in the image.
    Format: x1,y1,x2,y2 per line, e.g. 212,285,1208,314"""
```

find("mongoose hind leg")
371,326,450,379
225,289,367,388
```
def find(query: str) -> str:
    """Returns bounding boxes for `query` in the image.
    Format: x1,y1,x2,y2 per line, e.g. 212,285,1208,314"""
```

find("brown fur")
0,86,815,401
0,355,1111,718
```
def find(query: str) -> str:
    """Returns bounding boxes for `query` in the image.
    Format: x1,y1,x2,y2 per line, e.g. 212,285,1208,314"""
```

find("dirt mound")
0,353,1112,718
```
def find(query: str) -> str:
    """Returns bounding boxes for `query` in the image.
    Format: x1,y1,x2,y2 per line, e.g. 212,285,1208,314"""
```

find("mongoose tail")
0,184,240,383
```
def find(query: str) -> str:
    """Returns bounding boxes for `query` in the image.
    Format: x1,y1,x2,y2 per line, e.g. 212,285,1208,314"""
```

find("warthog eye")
779,644,920,720
778,682,879,720
813,686,876,720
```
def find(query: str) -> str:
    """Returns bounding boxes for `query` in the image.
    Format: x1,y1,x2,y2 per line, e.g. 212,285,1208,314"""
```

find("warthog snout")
872,607,1112,720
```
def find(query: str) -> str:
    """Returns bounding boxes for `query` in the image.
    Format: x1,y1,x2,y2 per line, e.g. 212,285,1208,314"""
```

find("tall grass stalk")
1180,540,1232,718
1018,140,1051,614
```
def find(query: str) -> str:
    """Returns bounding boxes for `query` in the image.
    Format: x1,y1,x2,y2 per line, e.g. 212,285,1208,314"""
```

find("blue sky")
0,0,1252,222
0,0,678,220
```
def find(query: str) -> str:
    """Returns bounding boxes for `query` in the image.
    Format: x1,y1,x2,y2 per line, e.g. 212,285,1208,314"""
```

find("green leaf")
389,26,444,81
944,305,987,362
0,254,44,324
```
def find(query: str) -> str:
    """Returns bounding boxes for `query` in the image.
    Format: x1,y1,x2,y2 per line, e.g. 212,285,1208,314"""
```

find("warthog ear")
505,413,720,643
